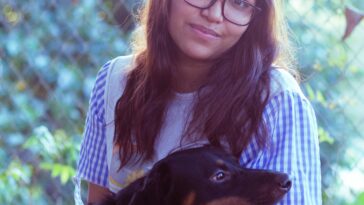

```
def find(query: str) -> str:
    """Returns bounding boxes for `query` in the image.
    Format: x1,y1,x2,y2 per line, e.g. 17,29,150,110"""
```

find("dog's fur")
98,146,291,205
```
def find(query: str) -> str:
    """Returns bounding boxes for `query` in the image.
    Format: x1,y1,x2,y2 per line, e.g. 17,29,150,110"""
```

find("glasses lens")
224,0,255,25
185,0,213,8
185,0,256,26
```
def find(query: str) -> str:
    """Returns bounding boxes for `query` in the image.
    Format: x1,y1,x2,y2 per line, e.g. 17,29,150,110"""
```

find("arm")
87,182,113,204
75,62,112,204
240,91,322,204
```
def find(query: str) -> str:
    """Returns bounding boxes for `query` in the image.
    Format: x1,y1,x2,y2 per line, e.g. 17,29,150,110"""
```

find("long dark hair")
114,0,296,167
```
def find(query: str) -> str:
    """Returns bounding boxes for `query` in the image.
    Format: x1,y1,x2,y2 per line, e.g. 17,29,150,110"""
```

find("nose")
201,0,224,23
278,176,292,191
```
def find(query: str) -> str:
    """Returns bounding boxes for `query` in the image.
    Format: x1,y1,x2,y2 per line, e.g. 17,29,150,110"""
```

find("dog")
98,146,291,205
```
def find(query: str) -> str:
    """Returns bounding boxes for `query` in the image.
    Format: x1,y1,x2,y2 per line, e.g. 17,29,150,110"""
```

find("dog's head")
100,146,291,205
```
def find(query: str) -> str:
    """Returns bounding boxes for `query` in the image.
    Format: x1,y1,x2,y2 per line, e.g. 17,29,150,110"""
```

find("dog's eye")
215,172,225,180
210,170,230,183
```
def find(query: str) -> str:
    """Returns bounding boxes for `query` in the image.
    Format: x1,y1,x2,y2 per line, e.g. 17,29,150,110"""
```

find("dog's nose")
279,178,292,191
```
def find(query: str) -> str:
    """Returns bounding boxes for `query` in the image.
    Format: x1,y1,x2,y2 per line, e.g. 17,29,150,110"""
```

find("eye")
232,0,249,8
210,170,231,183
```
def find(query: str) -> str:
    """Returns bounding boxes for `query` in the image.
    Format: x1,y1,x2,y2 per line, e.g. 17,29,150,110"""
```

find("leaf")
41,163,75,184
7,160,32,184
60,170,69,184
305,84,316,101
316,90,327,105
22,135,38,149
51,164,62,178
350,191,364,205
39,162,53,171
34,126,58,156
60,166,75,185
318,127,335,144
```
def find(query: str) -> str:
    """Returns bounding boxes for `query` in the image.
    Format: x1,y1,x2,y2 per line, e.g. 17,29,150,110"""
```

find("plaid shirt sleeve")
76,61,111,187
240,90,322,204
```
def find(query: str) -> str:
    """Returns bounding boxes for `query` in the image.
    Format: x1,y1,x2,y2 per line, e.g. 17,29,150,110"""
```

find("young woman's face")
168,0,254,62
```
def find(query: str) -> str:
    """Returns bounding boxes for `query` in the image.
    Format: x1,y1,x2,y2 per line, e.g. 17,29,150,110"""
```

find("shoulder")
94,55,135,87
107,55,135,78
269,68,305,100
89,55,135,121
264,68,315,125
94,55,135,98
105,55,135,94
104,55,136,122
102,54,136,96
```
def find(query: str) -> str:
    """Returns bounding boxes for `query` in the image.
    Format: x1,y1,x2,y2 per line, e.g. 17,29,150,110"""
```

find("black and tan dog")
99,146,291,205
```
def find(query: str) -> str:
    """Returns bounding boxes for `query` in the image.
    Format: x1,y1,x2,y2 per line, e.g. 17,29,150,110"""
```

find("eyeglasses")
184,0,261,26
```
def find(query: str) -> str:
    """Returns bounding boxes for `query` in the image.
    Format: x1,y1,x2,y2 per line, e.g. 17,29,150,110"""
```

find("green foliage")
0,159,33,204
350,192,364,205
0,0,130,204
24,126,77,185
287,0,364,204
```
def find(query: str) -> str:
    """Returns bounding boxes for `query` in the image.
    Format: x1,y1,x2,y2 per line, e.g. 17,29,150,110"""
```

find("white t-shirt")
104,55,209,192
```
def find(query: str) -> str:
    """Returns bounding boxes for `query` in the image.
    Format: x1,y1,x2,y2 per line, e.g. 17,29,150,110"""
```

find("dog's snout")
278,178,292,191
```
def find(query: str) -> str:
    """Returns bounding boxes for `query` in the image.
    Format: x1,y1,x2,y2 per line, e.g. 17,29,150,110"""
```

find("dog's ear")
101,176,146,205
111,162,173,205
146,161,174,204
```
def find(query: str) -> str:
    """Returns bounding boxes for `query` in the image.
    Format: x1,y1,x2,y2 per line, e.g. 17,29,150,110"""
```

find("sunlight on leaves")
318,127,335,144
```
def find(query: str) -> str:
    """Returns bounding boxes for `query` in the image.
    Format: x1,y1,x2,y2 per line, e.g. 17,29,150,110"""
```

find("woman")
74,0,322,204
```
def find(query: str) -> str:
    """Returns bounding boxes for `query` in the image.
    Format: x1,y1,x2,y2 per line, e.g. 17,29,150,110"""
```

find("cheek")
168,2,187,44
223,26,248,48
168,16,183,51
169,0,186,27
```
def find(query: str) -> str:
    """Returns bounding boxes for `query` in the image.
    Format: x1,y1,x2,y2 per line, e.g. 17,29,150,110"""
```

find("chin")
183,47,221,62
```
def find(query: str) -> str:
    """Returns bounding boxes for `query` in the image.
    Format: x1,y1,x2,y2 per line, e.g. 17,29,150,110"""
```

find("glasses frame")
184,0,262,26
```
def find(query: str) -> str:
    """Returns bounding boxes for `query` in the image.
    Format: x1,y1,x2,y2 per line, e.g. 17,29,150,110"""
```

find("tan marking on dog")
206,196,251,205
182,191,196,205
216,159,225,166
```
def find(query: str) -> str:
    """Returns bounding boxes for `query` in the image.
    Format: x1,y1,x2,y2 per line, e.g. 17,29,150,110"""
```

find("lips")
190,24,221,38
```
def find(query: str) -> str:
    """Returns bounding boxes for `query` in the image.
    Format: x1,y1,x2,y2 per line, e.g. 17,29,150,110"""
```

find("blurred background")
1,0,364,204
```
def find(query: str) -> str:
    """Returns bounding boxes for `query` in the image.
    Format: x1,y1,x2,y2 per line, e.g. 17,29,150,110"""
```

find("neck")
173,53,214,93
